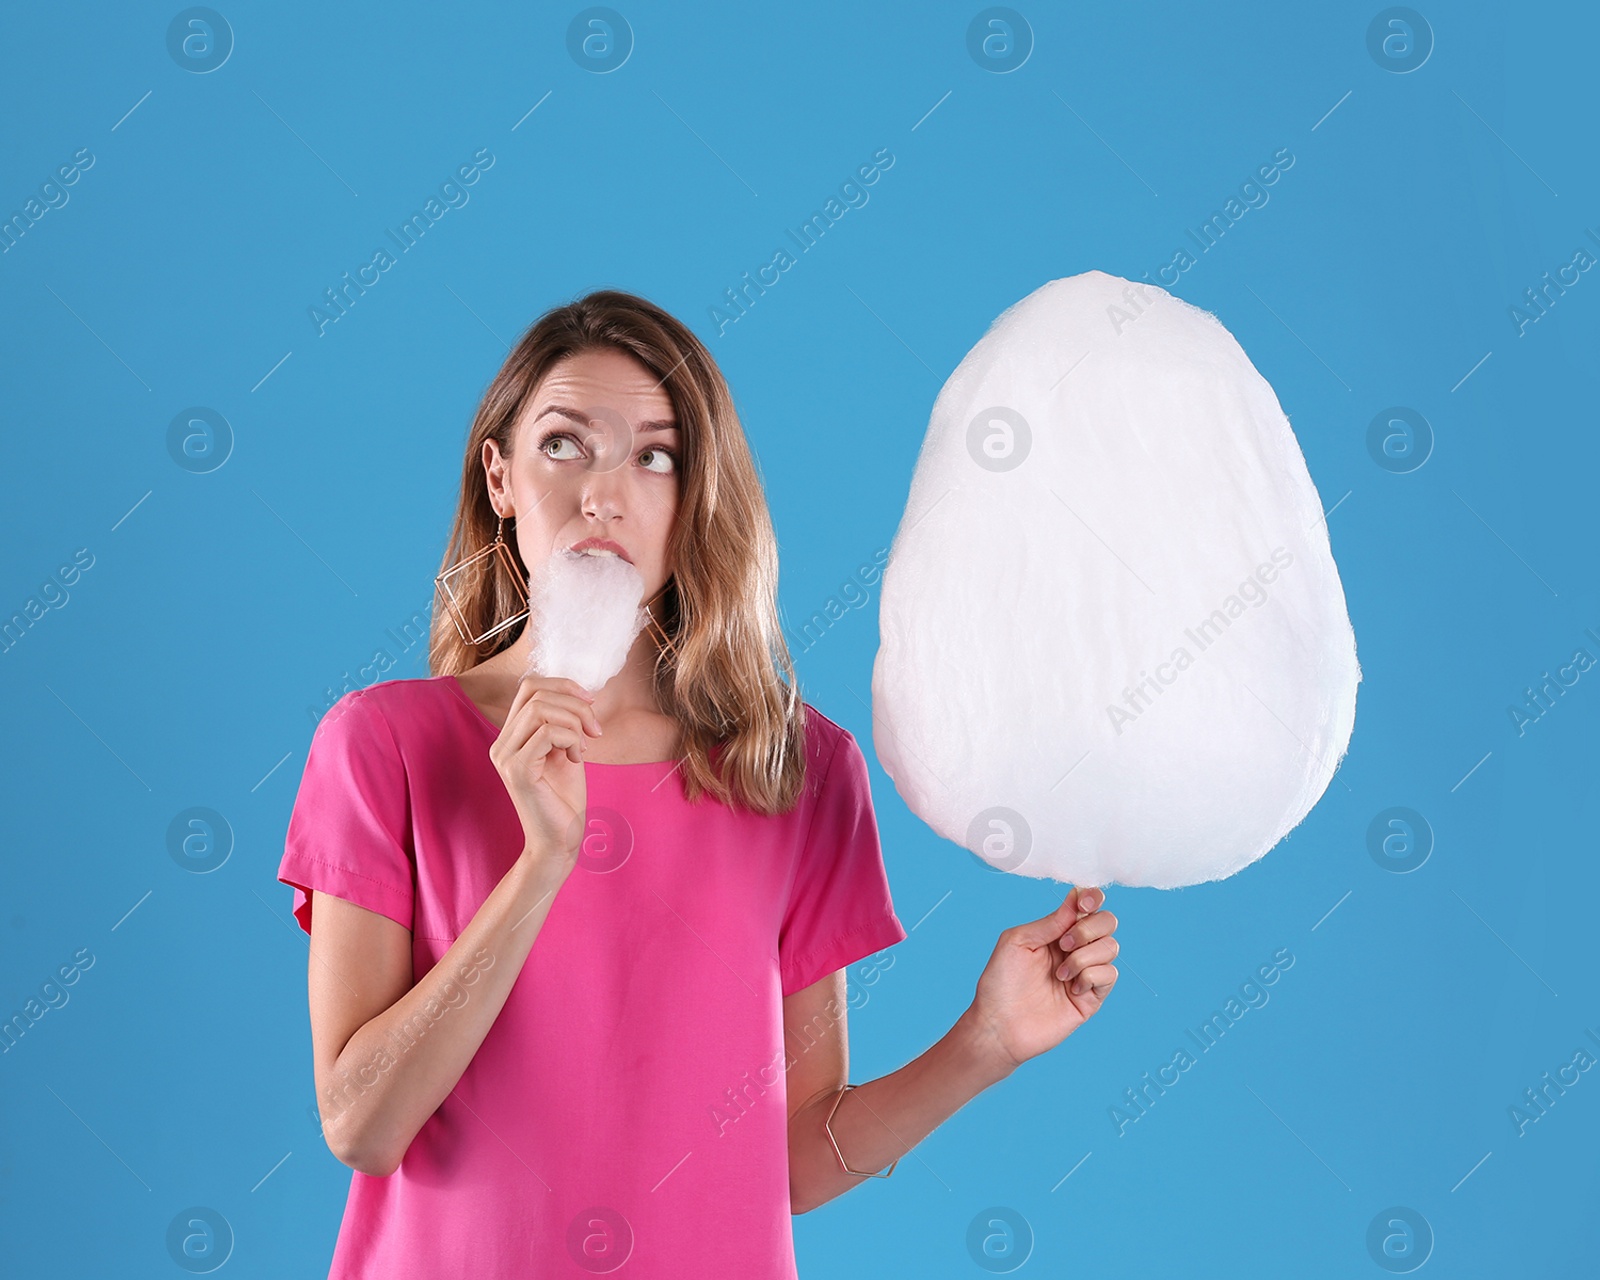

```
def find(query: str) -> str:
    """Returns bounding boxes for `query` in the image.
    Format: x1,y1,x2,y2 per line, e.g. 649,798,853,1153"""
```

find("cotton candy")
871,271,1360,889
522,549,651,693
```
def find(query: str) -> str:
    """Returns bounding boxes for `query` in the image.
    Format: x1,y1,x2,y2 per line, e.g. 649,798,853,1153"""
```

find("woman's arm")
311,674,600,1176
787,886,1117,1214
786,977,1014,1215
310,845,569,1177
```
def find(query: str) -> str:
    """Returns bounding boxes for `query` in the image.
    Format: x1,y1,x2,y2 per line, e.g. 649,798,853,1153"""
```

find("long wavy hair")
428,289,807,816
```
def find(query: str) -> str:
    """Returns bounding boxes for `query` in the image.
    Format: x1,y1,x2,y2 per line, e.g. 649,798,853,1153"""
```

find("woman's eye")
638,448,677,475
539,431,582,460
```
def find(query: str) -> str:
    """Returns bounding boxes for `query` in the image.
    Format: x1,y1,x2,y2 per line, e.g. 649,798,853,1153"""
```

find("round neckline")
442,674,685,769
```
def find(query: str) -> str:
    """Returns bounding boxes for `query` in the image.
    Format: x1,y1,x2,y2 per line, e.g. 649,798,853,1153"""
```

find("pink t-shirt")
277,673,906,1278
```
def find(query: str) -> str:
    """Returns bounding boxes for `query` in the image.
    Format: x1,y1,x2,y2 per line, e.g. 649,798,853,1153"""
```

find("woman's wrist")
953,1003,1023,1084
514,840,575,898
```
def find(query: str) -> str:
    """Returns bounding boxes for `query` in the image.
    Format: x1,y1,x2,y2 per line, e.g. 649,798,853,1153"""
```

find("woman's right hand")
488,674,603,873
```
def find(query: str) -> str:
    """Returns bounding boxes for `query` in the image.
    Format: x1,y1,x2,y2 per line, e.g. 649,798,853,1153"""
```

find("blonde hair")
428,288,807,815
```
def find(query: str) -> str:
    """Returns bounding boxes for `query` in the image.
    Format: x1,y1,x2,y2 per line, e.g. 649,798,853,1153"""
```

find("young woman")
278,290,1120,1277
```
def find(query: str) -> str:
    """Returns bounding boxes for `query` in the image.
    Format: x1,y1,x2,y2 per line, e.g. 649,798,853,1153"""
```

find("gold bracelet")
822,1084,898,1178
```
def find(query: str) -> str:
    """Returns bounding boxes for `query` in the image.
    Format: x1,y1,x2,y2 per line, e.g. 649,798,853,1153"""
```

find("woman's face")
485,346,682,607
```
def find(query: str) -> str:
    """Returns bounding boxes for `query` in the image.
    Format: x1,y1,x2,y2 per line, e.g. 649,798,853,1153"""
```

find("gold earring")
642,580,680,664
434,513,530,646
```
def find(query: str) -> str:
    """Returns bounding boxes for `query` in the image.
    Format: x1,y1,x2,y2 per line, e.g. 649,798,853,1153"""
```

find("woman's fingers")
486,674,604,772
503,698,585,747
515,674,596,709
505,707,586,759
490,696,586,761
531,684,601,736
524,721,584,769
1059,909,1118,955
1070,963,1118,997
505,675,599,729
1057,934,1119,983
501,687,602,751
518,689,603,740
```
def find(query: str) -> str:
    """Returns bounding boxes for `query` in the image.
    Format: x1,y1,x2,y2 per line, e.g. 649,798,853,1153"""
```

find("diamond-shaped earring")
434,514,530,646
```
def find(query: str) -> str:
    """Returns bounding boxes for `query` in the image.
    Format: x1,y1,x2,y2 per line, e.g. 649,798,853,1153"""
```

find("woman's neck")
480,632,664,726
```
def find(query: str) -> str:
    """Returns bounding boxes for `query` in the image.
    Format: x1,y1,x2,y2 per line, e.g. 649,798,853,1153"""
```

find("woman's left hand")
963,886,1120,1074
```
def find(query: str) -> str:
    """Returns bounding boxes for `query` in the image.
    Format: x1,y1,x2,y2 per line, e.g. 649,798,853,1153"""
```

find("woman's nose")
580,471,628,519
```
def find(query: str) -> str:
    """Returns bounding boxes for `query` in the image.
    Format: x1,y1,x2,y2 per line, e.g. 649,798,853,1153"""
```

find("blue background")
2,1,1594,1275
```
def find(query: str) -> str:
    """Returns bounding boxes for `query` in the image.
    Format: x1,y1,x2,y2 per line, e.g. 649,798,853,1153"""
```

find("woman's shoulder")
795,701,866,777
315,685,868,788
315,675,466,742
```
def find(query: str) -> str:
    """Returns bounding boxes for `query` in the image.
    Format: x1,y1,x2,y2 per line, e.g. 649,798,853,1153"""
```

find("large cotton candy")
871,271,1360,889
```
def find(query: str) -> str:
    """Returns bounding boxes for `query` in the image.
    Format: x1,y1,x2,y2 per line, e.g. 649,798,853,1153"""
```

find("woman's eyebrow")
537,403,679,433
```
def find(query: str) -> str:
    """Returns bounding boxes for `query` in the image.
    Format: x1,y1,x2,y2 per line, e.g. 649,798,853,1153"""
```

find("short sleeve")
277,688,415,936
778,729,907,997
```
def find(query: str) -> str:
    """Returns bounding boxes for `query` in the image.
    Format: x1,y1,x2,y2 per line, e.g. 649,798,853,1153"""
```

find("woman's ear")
482,438,510,514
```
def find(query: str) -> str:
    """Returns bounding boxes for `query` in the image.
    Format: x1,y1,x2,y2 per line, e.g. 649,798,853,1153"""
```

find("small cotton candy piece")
871,270,1360,889
522,549,650,693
